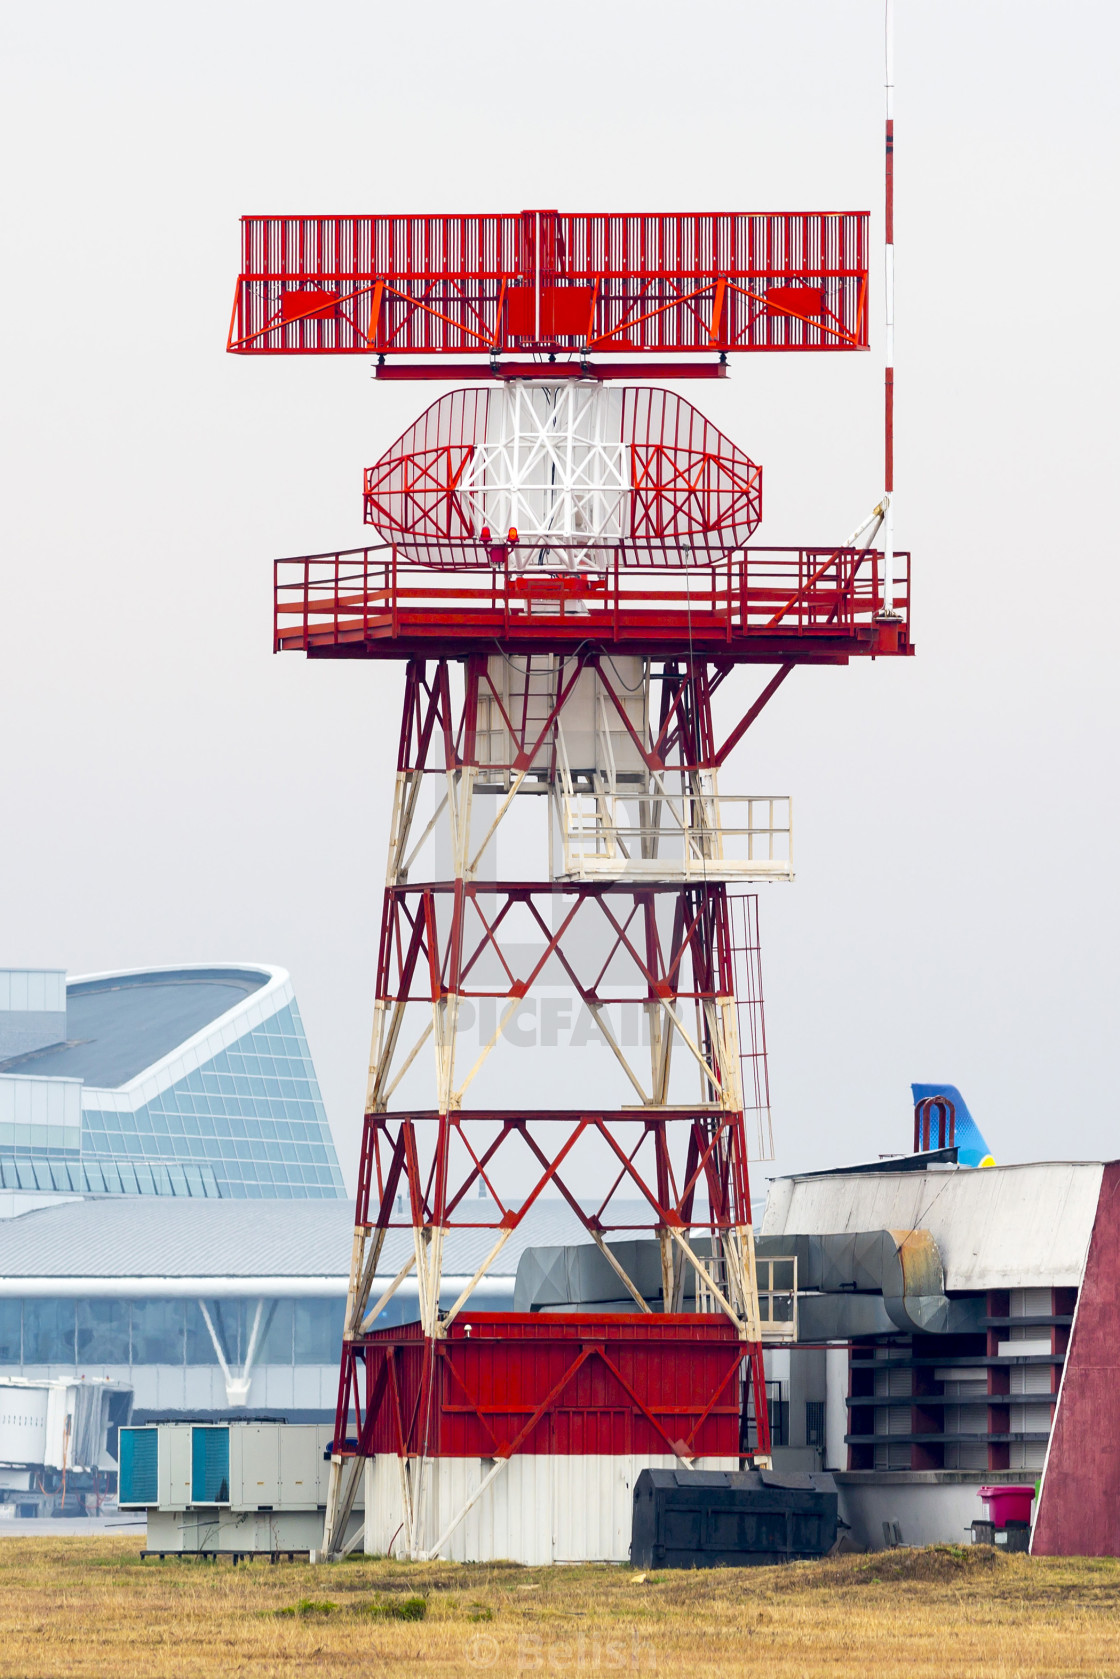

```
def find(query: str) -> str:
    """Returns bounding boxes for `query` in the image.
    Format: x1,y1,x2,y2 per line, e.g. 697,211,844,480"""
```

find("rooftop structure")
0,1193,609,1288
758,1152,1120,1557
0,966,345,1201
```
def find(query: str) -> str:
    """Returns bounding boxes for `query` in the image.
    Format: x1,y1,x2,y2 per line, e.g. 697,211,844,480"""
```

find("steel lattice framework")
319,650,786,1554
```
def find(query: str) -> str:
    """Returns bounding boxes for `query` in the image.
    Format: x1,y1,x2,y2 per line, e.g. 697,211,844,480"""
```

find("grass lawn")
0,1538,1117,1677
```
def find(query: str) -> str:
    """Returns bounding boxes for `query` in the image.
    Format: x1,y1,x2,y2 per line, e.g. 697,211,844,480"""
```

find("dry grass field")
0,1538,1116,1677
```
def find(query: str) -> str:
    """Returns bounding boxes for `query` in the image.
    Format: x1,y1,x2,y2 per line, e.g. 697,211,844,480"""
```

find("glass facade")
24,1298,77,1364
0,1126,80,1155
0,987,345,1202
0,1158,220,1196
0,1284,512,1370
79,1000,345,1200
4,1297,348,1368
0,1300,21,1363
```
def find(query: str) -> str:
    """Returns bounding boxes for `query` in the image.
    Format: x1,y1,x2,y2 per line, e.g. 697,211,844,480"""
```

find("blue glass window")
24,1299,76,1363
0,1301,20,1362
257,1299,294,1364
73,999,345,1200
131,1300,185,1365
185,1302,221,1365
294,1298,345,1364
77,1299,130,1364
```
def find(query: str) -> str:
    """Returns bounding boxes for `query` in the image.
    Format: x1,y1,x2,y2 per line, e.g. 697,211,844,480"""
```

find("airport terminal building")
0,1199,353,1422
0,966,345,1202
0,1197,525,1422
0,963,352,1509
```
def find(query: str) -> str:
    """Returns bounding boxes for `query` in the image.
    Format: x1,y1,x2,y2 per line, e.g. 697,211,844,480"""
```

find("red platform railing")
273,543,911,661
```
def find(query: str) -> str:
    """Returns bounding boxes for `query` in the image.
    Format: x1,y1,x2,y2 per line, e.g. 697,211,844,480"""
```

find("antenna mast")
883,0,896,613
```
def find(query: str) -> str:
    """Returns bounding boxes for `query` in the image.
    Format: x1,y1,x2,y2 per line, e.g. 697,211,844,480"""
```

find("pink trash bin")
979,1485,1035,1526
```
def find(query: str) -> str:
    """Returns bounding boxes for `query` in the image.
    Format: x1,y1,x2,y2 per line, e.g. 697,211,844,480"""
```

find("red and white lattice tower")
229,197,910,1561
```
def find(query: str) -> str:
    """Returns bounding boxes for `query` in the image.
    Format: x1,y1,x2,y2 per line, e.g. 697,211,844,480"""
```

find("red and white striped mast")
882,0,897,615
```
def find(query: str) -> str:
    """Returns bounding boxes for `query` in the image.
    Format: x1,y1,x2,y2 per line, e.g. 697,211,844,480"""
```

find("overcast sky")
2,1,1117,1193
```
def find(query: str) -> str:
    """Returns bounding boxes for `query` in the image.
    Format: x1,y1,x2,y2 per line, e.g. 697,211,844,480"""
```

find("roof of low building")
761,1160,1106,1291
0,1194,635,1284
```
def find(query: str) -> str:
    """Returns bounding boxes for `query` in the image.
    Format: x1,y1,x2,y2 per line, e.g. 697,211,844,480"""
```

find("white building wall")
0,972,67,1013
0,1076,82,1153
364,1454,739,1563
825,1346,848,1471
838,1479,992,1550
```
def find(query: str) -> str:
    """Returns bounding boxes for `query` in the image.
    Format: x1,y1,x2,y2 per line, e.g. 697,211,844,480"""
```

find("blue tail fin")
911,1083,995,1168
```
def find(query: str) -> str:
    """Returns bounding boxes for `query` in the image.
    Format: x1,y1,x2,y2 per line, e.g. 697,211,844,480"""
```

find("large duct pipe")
515,1229,980,1338
756,1229,981,1337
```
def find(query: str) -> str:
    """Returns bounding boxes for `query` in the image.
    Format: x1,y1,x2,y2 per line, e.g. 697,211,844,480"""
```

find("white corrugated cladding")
0,1196,635,1286
761,1162,1105,1291
364,1454,739,1564
0,972,66,1013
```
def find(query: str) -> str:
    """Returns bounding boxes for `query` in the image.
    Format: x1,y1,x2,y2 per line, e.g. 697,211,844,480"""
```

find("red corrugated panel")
359,1314,743,1459
1032,1163,1120,1556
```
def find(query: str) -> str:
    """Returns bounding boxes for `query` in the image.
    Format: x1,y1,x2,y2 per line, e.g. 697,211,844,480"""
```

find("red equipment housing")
356,1316,743,1461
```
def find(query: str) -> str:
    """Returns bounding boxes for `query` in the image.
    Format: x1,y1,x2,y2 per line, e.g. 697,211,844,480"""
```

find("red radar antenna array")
233,25,910,1562
228,209,869,374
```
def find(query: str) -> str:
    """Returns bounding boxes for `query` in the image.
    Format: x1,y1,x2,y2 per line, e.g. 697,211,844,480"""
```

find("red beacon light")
479,525,492,544
507,527,518,544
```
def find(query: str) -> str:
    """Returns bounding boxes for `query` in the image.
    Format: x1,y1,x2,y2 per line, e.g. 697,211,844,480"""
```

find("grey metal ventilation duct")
755,1229,981,1338
514,1229,982,1338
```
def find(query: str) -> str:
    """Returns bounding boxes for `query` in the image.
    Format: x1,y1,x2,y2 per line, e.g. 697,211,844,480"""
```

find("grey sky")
2,1,1117,1190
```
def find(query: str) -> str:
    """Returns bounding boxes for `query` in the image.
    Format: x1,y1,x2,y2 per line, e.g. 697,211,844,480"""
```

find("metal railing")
274,543,911,652
757,1256,798,1342
556,791,792,882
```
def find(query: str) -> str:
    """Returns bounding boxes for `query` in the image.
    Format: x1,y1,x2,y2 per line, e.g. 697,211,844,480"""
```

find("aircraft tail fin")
911,1082,994,1168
